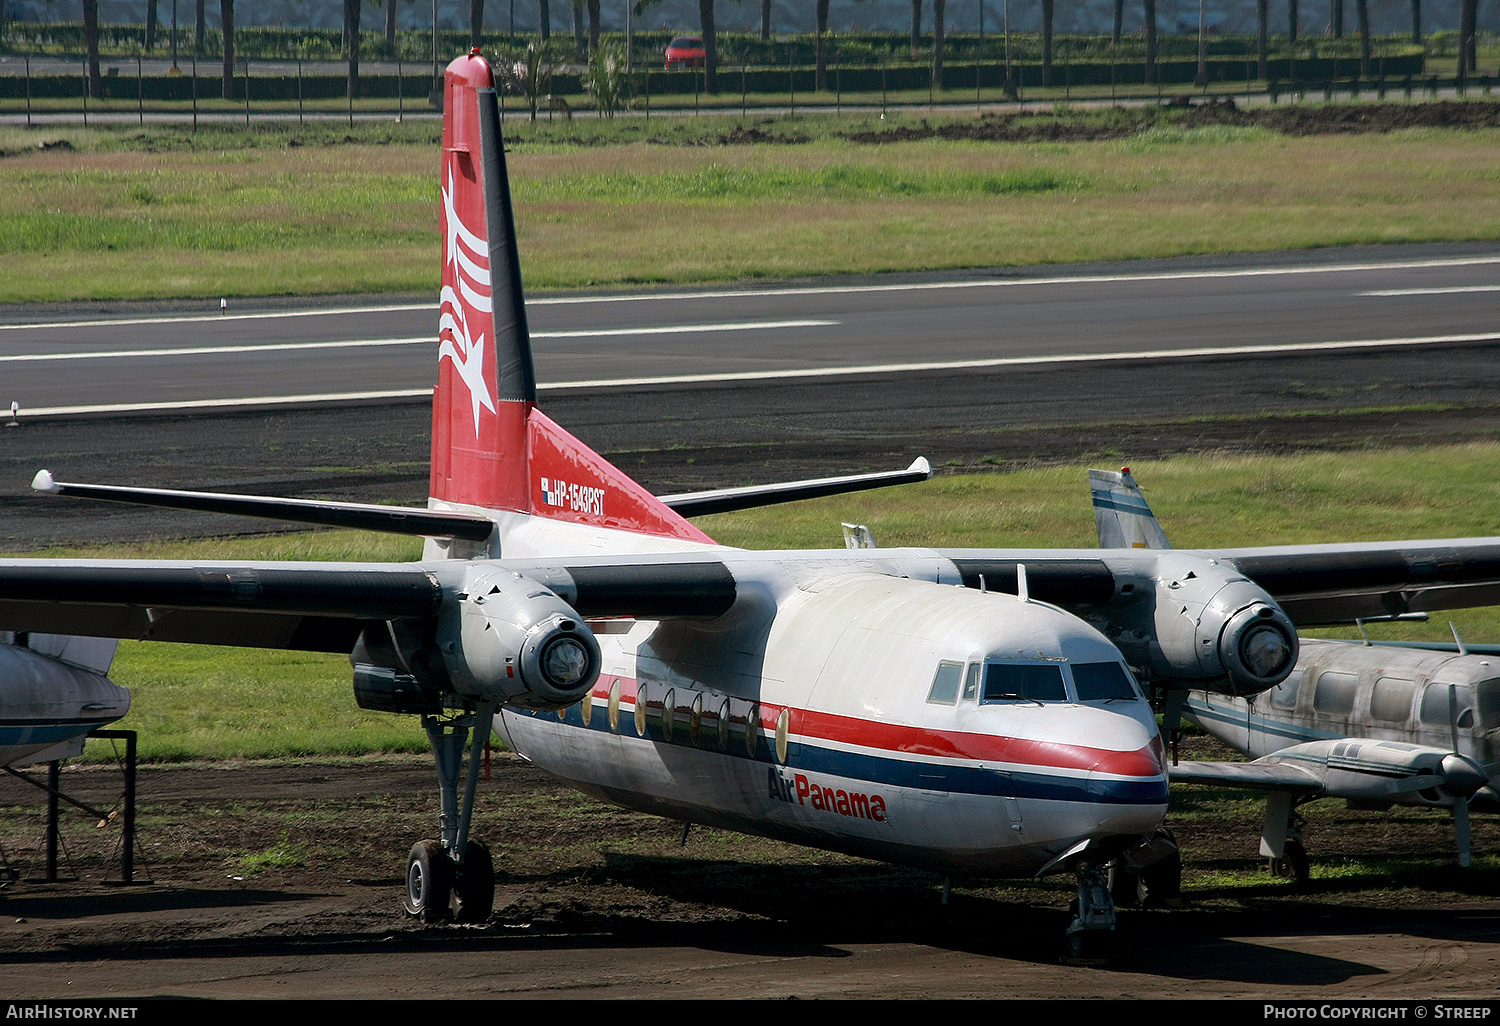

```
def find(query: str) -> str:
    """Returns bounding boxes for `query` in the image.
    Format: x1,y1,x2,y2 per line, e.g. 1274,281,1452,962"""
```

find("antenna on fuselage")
1017,564,1030,603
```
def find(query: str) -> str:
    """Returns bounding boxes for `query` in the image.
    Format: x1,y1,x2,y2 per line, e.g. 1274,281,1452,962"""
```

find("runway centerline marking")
3,255,1497,331
0,321,837,362
17,331,1500,418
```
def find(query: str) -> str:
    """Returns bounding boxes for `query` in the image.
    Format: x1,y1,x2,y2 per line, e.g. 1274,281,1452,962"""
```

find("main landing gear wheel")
452,839,495,924
1137,847,1183,907
404,839,453,923
1270,838,1309,884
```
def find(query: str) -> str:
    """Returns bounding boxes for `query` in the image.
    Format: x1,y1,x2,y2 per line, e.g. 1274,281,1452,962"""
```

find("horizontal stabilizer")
33,471,496,542
658,458,932,518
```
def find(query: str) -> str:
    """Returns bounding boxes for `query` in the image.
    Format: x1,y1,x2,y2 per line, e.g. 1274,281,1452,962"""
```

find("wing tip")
908,457,933,479
31,469,58,493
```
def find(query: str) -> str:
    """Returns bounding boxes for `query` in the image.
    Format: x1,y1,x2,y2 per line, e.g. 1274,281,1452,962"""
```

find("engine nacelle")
434,567,601,710
1147,554,1297,697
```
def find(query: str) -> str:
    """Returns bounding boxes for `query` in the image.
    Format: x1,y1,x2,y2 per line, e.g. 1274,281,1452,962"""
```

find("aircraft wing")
1213,539,1500,626
0,558,737,651
1168,760,1323,793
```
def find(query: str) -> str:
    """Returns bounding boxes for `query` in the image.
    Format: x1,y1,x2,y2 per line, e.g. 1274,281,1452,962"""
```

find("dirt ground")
842,99,1500,145
1,734,1497,1000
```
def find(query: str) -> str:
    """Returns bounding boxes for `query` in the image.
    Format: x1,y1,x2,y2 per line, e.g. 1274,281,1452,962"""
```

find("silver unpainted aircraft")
1090,468,1497,877
3,51,1500,955
0,633,128,768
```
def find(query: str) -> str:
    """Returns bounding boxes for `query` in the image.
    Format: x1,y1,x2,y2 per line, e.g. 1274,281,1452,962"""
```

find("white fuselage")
466,512,1170,875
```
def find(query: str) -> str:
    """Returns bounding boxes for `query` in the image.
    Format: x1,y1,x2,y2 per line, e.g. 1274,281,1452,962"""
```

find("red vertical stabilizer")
429,52,712,545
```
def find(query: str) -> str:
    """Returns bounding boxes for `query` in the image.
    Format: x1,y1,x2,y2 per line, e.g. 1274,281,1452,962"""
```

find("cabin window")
1477,678,1500,732
1312,670,1359,716
1069,661,1137,701
1370,676,1416,723
1269,669,1302,711
981,662,1067,704
927,661,964,705
1419,682,1474,728
608,677,622,732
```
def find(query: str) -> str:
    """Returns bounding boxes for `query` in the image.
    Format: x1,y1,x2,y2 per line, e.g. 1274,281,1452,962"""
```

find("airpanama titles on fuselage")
769,767,890,823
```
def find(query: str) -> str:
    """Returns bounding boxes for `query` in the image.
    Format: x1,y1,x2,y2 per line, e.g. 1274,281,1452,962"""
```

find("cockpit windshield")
973,659,1139,704
982,662,1067,703
1071,661,1138,701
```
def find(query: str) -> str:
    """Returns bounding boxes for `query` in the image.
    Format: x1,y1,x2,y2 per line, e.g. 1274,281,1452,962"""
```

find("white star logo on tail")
438,167,497,434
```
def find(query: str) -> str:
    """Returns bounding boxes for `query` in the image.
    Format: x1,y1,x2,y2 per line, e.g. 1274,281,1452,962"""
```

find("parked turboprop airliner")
1090,468,1496,877
4,51,1500,955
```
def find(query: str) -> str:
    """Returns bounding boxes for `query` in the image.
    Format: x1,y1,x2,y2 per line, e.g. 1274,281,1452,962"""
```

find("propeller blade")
1453,798,1472,869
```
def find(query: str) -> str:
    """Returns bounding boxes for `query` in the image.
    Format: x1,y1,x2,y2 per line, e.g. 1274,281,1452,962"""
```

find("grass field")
1,110,1499,300
39,443,1500,762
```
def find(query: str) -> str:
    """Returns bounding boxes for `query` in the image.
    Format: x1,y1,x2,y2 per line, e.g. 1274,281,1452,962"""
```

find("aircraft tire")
404,839,453,923
1270,839,1310,884
1107,865,1141,910
1137,848,1182,907
452,839,495,924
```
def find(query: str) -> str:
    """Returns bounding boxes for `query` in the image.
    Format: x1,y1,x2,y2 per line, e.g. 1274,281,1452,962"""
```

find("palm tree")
1459,0,1478,73
1409,0,1420,44
910,0,922,56
1144,0,1157,83
196,0,206,55
470,0,485,49
571,0,586,59
816,0,831,90
221,0,235,100
698,0,719,92
539,0,552,41
1287,0,1298,43
933,0,946,82
83,0,102,99
1041,0,1054,86
1355,0,1370,76
1257,0,1269,80
347,0,363,100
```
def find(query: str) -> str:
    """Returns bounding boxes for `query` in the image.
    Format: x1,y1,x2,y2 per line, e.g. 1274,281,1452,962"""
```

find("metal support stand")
2,730,139,885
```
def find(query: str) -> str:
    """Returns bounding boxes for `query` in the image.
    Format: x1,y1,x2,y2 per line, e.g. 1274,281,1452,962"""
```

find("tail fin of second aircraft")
430,52,712,545
1089,468,1172,550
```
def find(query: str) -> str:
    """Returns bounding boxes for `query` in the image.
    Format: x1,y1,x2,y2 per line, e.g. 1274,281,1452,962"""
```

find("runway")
2,243,1498,415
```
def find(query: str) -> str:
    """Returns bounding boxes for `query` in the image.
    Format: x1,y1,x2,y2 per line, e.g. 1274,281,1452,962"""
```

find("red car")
664,35,706,70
